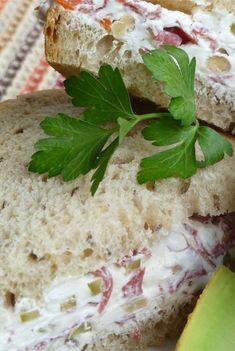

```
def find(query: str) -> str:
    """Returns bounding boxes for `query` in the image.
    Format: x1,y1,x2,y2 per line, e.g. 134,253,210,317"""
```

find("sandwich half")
0,90,235,350
42,0,235,132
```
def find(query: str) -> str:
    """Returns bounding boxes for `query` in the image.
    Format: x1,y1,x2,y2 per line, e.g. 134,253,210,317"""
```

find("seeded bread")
0,89,235,301
146,0,200,14
0,90,235,350
44,2,235,133
147,0,235,14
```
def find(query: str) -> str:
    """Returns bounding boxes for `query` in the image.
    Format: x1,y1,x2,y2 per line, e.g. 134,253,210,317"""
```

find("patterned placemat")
0,0,63,101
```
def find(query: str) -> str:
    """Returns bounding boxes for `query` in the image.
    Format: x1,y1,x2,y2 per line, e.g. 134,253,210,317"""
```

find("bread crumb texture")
0,90,234,300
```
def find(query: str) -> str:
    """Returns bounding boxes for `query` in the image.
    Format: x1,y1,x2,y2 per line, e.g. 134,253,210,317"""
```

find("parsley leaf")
29,48,233,194
91,138,119,195
29,114,116,182
143,45,196,126
138,137,197,183
142,118,196,146
138,119,198,183
197,126,233,168
64,65,133,125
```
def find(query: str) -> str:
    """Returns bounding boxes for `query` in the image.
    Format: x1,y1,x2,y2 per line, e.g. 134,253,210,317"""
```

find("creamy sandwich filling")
1,214,235,350
41,0,235,93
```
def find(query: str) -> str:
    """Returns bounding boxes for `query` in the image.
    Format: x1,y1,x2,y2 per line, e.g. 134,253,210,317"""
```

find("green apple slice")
176,266,235,351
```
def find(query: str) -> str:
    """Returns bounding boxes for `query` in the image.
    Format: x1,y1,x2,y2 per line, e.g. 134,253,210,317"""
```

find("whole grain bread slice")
44,2,235,133
146,0,235,14
145,0,200,14
0,89,235,300
0,90,235,350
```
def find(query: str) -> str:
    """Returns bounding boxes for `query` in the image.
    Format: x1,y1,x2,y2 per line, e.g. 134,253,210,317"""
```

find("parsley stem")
138,112,171,121
195,119,199,127
108,127,119,133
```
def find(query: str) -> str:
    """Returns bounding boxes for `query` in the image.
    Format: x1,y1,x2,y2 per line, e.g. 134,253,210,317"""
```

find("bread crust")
145,0,235,14
145,0,196,14
45,5,235,133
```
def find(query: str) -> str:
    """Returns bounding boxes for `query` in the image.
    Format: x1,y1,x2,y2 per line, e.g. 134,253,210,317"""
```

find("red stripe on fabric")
0,0,10,12
20,56,50,94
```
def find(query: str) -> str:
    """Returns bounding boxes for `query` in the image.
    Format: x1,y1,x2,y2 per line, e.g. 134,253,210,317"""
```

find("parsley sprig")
29,46,233,194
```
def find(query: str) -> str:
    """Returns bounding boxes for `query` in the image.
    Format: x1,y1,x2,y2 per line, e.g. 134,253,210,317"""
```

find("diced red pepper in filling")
192,27,217,49
55,0,81,10
151,26,197,46
155,30,183,46
92,267,113,313
99,18,112,32
164,26,197,45
124,0,161,19
122,268,145,298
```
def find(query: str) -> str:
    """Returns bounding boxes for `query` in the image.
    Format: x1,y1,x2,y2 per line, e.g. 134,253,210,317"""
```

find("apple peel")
176,266,235,351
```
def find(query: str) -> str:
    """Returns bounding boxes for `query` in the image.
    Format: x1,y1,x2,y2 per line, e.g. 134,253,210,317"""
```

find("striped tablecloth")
0,0,63,101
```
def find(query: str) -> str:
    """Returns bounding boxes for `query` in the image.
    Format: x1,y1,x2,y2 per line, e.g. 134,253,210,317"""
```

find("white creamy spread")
43,0,235,104
1,217,234,351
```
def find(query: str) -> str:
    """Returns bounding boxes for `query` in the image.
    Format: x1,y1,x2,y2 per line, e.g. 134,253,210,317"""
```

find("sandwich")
0,89,235,350
41,0,235,131
0,0,235,350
